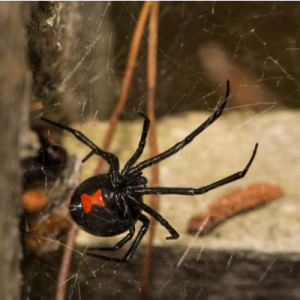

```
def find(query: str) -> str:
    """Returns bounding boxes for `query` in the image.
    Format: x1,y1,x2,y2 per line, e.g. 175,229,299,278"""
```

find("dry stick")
56,223,78,300
95,1,153,174
56,162,82,300
138,2,160,300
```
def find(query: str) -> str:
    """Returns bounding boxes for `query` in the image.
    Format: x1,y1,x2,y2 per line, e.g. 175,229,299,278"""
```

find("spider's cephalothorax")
41,80,258,263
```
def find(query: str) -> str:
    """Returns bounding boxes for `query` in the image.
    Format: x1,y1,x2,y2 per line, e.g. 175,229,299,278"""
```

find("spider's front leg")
128,80,230,176
121,112,150,177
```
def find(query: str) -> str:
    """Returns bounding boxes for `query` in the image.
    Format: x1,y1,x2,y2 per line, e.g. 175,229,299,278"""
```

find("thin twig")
56,160,81,300
138,2,160,300
95,1,153,174
56,223,78,300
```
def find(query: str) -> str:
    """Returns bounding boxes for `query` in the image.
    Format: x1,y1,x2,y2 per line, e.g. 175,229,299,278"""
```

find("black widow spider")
41,80,258,263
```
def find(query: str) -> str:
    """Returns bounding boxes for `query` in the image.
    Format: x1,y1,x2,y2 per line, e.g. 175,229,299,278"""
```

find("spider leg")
139,202,179,240
135,143,258,196
87,214,150,263
126,194,178,239
88,226,135,252
41,117,120,180
128,81,230,176
121,112,150,177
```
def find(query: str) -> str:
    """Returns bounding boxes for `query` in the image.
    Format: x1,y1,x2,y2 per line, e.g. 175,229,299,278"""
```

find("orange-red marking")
81,189,105,213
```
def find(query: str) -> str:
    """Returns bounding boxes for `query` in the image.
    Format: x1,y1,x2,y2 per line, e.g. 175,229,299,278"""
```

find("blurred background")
29,2,300,123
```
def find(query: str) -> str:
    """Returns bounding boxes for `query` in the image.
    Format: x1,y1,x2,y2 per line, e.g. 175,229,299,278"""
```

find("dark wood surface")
21,246,300,300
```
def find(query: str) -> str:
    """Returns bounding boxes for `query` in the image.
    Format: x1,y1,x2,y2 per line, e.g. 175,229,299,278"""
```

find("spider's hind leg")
87,226,135,252
87,214,150,263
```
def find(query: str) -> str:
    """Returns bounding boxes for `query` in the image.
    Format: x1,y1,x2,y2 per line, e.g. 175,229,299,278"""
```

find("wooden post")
0,3,33,299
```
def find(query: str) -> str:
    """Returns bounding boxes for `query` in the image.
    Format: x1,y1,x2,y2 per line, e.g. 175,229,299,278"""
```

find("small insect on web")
41,80,258,263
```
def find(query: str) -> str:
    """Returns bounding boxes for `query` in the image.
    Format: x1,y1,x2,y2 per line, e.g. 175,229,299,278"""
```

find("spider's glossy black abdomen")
69,174,143,237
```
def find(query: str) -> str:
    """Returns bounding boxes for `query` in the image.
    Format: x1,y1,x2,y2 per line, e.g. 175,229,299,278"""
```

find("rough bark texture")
0,2,33,300
28,2,114,124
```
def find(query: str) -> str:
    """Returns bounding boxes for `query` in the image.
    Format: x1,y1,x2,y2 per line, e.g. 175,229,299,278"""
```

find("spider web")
23,2,300,300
